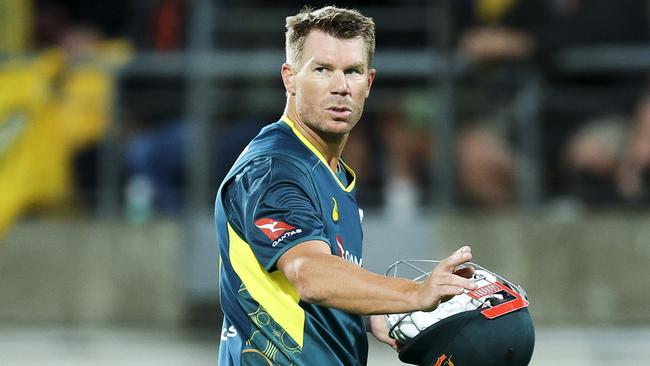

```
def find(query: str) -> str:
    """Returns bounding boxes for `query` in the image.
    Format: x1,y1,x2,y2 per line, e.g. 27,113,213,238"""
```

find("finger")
431,272,477,291
446,273,478,291
437,284,467,298
437,246,472,273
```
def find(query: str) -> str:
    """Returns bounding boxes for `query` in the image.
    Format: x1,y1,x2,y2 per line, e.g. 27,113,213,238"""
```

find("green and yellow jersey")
215,116,367,365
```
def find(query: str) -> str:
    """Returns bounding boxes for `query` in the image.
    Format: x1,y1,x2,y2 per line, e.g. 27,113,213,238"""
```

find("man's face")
288,30,375,139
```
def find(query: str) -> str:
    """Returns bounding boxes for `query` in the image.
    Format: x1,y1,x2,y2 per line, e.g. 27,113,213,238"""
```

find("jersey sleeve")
223,156,330,271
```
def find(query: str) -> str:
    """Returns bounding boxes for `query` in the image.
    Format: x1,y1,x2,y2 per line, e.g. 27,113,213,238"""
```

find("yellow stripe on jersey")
281,115,356,192
227,223,305,347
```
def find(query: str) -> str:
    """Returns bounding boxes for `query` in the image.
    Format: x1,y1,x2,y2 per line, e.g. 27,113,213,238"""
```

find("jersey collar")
281,115,356,192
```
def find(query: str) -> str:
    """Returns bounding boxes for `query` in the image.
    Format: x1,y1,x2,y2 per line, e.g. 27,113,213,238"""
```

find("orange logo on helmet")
434,354,455,366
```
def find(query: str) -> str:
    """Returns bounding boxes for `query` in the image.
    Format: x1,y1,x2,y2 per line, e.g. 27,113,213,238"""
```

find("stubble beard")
297,101,364,144
304,111,355,144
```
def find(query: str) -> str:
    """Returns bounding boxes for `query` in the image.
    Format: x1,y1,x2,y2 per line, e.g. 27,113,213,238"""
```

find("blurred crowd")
452,0,650,208
2,0,650,235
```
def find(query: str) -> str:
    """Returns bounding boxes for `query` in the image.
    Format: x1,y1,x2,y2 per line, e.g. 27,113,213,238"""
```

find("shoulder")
223,155,323,226
243,121,319,171
227,155,315,198
239,154,312,188
219,121,320,206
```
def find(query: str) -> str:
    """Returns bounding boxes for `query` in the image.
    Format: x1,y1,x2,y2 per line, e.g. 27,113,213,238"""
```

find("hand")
367,315,401,352
416,246,477,311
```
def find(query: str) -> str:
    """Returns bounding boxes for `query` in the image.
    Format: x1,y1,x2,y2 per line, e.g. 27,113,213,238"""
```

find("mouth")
326,106,352,119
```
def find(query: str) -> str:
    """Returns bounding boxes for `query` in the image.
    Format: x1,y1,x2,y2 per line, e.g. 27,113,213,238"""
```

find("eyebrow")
346,63,366,70
313,61,366,70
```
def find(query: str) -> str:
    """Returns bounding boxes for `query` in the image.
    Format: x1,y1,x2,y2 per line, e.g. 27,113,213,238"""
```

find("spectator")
562,89,650,207
457,0,649,204
617,93,650,205
563,114,627,206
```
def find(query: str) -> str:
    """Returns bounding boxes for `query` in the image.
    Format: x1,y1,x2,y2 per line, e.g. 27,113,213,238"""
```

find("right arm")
226,157,476,314
277,241,476,315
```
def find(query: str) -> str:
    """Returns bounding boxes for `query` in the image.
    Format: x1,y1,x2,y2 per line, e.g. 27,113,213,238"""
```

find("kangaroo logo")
255,218,296,241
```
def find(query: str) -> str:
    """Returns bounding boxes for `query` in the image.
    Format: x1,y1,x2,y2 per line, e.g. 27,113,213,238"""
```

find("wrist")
411,280,441,312
408,280,428,311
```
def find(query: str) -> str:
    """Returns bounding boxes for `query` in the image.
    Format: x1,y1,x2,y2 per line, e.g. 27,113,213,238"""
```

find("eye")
314,67,327,74
345,68,362,76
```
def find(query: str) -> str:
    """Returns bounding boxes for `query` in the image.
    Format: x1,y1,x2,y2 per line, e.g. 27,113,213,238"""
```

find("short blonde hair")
285,6,376,68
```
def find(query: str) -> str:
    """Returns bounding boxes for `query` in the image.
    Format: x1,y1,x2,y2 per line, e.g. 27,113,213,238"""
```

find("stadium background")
1,0,650,364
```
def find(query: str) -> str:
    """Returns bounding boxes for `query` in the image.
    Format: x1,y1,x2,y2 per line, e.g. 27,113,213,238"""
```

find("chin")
325,120,354,133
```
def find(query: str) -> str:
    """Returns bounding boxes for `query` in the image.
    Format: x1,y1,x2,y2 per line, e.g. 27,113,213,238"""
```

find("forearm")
283,252,421,315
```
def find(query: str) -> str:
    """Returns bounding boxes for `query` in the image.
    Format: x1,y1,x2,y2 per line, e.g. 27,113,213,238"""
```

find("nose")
329,70,350,96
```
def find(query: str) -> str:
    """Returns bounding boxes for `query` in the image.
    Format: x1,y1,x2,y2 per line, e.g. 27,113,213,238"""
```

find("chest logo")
254,218,297,241
332,197,339,222
335,235,362,267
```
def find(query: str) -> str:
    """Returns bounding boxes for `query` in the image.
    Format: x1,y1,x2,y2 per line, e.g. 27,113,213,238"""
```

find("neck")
284,99,347,171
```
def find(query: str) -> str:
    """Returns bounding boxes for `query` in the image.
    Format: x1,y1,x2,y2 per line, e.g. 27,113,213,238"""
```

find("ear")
281,63,296,95
365,68,376,98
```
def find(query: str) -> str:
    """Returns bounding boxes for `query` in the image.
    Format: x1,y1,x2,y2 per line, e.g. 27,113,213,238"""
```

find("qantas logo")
254,218,295,240
254,218,302,246
335,235,362,267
